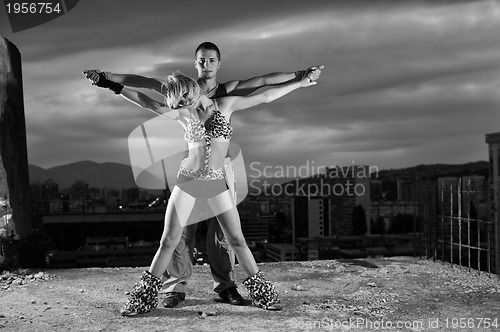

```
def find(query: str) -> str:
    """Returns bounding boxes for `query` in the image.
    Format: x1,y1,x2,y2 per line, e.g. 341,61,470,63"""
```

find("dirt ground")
1,256,500,332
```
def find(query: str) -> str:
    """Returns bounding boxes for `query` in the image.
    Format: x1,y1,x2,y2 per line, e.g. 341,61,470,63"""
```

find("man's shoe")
219,287,245,306
162,292,186,308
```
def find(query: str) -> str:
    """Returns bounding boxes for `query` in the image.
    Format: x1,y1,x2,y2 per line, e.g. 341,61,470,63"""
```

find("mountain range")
28,160,490,190
29,161,138,189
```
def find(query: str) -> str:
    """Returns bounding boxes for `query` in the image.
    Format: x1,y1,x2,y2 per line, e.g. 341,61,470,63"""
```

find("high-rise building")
326,165,372,236
244,195,293,243
238,200,269,247
288,196,331,260
291,196,331,244
282,165,373,237
42,178,60,201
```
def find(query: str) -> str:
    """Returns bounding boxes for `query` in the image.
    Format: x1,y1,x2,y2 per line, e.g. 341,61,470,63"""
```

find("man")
84,42,322,308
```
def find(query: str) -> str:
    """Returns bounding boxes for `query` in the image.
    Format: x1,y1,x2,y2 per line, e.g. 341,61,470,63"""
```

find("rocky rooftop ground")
1,256,500,331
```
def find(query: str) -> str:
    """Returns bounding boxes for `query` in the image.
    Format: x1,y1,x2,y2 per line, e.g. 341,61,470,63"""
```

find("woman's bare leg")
208,190,281,310
121,186,205,316
208,190,258,277
148,186,203,277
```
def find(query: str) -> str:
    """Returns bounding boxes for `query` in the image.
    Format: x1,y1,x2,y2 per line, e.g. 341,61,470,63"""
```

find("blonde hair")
162,73,202,109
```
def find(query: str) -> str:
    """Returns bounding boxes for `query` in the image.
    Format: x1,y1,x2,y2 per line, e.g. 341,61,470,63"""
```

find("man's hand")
82,69,111,85
82,70,123,94
305,65,324,82
297,65,323,87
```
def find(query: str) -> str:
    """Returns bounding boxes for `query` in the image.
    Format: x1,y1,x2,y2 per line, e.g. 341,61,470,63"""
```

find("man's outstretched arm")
83,70,164,95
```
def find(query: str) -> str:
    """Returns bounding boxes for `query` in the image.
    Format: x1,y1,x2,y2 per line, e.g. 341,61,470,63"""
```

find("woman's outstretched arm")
224,65,324,96
218,74,319,115
119,88,180,120
83,71,179,119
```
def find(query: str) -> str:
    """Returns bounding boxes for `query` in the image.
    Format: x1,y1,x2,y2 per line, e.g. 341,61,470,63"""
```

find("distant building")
397,179,416,201
69,181,89,213
461,175,487,192
280,165,373,237
102,188,123,211
461,175,489,220
437,175,488,220
371,201,418,219
249,195,293,219
291,196,331,245
41,211,165,251
126,188,140,205
290,196,333,260
244,195,294,243
371,201,419,220
239,201,269,245
437,177,460,215
69,180,89,200
370,179,384,201
30,181,43,202
295,237,339,260
265,243,301,262
485,132,500,271
42,178,60,201
326,165,372,236
30,178,60,213
49,200,63,214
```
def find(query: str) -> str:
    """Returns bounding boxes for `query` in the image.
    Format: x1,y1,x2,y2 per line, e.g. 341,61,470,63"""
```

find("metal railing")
416,178,498,276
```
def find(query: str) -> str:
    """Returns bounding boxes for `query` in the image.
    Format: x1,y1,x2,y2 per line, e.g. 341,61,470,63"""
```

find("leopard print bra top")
184,100,232,144
184,113,208,144
205,100,233,140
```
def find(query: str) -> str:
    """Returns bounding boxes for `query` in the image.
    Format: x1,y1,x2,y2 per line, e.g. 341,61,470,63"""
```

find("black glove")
93,72,124,94
295,70,307,81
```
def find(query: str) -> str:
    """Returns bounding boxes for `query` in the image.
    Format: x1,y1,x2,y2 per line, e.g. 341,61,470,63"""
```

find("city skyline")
0,0,499,171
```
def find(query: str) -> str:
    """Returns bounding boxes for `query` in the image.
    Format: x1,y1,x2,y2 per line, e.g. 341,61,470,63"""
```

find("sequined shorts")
177,166,225,181
176,167,228,199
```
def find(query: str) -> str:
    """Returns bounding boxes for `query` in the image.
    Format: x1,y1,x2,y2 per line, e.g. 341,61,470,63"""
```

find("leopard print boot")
242,270,282,311
120,271,162,316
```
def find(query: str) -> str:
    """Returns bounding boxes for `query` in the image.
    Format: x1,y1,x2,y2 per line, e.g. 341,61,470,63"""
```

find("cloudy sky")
1,0,499,175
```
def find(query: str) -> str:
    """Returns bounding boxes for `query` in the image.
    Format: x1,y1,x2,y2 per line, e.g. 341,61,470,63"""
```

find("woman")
83,71,318,315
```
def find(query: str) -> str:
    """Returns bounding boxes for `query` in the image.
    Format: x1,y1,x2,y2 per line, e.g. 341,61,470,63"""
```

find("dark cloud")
1,0,498,169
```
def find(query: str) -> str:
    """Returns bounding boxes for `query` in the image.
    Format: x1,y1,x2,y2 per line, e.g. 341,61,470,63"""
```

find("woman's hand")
298,75,318,88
